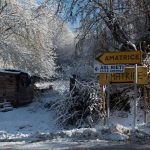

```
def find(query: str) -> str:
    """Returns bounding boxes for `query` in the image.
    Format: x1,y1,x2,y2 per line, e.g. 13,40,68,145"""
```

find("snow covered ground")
0,80,149,144
0,101,57,141
0,80,70,142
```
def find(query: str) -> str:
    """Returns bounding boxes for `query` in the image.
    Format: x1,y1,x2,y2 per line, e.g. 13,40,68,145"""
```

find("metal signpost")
144,85,148,123
134,64,138,129
101,85,106,125
106,74,111,126
96,50,145,128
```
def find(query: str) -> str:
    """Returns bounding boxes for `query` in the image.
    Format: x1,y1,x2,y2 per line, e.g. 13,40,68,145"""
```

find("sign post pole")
144,85,148,124
106,74,110,127
134,64,138,129
102,85,106,125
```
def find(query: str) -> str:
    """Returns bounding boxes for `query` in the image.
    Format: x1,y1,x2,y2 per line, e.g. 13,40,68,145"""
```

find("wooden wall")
18,74,33,105
0,72,33,106
0,73,17,103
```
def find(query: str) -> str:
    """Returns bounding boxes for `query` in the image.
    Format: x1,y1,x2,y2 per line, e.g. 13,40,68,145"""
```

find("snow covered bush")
51,79,104,128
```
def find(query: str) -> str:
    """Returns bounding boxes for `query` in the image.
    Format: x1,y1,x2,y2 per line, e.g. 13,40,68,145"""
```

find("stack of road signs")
95,50,148,127
95,50,148,85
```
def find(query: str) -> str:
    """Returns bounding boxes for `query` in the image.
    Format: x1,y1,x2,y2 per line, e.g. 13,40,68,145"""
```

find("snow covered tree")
0,0,57,77
45,0,150,117
43,0,150,57
0,0,75,78
50,0,134,50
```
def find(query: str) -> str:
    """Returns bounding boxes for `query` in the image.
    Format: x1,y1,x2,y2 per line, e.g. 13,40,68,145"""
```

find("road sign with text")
99,66,148,85
94,64,125,73
96,51,142,65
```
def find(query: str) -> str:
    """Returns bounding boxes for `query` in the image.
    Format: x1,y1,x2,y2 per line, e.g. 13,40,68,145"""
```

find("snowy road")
0,81,150,149
0,140,150,150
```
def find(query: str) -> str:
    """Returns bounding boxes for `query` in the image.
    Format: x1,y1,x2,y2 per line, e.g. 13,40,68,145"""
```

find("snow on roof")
0,69,28,75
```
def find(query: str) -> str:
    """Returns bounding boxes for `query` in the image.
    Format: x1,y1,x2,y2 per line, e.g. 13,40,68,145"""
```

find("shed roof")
0,69,28,75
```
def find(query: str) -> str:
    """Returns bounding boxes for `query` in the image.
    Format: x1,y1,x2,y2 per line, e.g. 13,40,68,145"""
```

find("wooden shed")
0,69,33,107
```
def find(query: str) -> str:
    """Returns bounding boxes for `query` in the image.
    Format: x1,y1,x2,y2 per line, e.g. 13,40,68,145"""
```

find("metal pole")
134,64,137,129
107,74,110,127
102,85,106,125
144,85,148,124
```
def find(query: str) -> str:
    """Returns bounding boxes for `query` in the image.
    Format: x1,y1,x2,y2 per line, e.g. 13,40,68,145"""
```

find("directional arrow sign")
99,66,148,85
94,64,125,73
96,51,142,65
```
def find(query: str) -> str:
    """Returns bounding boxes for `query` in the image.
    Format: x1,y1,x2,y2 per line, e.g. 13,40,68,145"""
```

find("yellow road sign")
99,66,148,85
96,51,142,65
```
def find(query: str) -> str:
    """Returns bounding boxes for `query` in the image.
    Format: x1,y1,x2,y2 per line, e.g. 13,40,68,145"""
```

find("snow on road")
1,140,150,150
